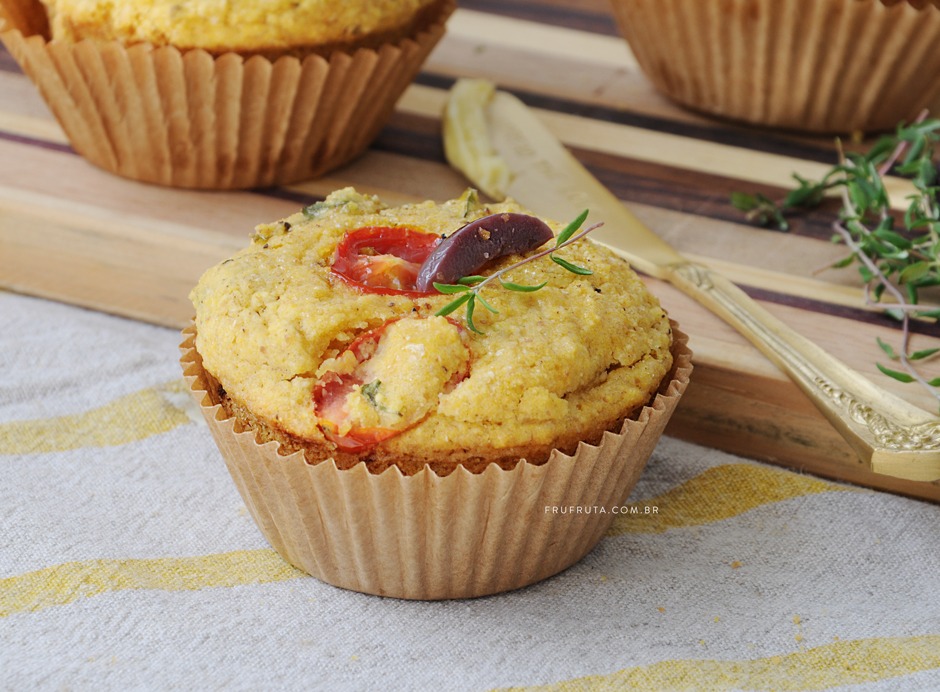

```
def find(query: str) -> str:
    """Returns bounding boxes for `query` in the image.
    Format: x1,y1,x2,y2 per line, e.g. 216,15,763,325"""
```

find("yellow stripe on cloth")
608,464,861,536
0,380,194,454
497,635,940,691
1,549,302,617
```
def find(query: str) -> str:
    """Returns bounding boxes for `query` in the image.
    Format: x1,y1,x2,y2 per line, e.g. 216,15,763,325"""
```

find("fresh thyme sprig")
434,210,600,333
732,114,940,407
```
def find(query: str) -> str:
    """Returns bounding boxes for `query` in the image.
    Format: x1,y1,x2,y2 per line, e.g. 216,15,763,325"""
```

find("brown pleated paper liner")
608,0,940,133
179,321,693,600
0,0,454,188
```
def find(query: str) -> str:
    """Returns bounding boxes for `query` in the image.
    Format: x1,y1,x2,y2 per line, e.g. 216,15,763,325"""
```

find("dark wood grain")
457,0,620,35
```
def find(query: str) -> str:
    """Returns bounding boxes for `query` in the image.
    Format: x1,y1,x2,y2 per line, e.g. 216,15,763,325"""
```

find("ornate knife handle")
668,261,940,482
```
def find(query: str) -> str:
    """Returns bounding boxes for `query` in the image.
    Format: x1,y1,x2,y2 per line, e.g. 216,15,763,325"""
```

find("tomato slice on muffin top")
330,226,440,296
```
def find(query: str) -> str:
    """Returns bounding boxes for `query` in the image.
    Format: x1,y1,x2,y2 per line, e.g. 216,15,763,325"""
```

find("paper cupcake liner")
609,0,940,133
179,321,692,600
0,0,454,188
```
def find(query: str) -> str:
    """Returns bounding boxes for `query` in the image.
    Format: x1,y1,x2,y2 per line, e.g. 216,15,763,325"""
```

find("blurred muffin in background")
608,0,940,133
0,0,454,188
40,0,445,57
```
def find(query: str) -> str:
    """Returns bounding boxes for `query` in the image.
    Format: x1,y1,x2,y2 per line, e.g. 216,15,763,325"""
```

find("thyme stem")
732,114,940,409
832,219,940,404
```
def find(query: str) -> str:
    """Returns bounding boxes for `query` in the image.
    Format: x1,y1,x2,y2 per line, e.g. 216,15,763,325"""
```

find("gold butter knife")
443,79,940,482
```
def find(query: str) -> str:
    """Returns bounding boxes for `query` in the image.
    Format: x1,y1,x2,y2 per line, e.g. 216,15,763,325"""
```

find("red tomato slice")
313,318,471,453
314,321,399,452
314,371,401,452
331,226,440,296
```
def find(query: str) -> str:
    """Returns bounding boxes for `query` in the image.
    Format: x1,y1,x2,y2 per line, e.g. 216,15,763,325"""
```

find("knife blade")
443,79,940,482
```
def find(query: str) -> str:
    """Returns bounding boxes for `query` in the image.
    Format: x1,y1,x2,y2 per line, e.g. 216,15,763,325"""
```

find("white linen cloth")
2,290,939,691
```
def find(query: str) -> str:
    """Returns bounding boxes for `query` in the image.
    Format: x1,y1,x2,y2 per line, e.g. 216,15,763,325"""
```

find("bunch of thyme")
434,210,600,333
732,115,940,407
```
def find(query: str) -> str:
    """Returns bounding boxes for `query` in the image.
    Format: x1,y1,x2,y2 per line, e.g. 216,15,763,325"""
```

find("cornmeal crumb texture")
40,0,441,53
190,188,673,460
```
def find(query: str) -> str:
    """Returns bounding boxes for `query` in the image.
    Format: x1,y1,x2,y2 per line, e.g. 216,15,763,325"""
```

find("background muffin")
0,0,454,187
40,0,445,57
181,188,692,599
608,0,940,133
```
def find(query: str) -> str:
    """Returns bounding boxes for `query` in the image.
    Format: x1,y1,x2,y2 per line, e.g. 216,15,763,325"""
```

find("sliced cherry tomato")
313,371,401,452
314,322,399,452
313,317,471,452
331,226,440,296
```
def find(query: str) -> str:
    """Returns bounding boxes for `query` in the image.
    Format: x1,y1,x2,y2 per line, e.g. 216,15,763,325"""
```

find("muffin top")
40,0,443,54
190,188,673,467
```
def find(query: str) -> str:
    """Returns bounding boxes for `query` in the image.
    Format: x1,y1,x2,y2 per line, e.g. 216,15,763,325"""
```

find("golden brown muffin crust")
40,0,447,56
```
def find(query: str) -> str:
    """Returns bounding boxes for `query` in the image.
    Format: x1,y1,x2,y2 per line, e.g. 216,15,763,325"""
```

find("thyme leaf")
361,380,382,406
556,209,590,245
435,292,473,317
499,279,547,292
434,283,472,295
551,255,594,275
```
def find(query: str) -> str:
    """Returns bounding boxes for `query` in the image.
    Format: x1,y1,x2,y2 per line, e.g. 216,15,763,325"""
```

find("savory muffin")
182,187,690,598
39,0,447,56
189,187,674,475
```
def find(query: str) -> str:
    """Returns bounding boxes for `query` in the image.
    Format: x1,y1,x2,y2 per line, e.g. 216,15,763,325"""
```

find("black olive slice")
416,212,554,291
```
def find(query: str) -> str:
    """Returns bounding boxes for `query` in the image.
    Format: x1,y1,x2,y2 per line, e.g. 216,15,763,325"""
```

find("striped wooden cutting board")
2,0,939,501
